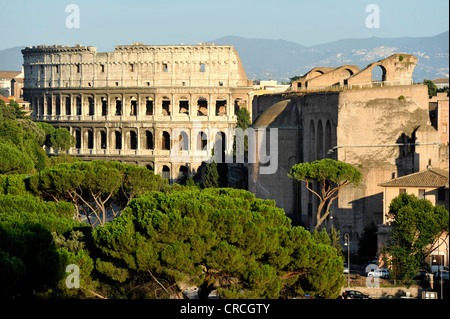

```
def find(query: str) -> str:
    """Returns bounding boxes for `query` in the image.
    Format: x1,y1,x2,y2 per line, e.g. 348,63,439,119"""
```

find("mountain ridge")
1,31,448,82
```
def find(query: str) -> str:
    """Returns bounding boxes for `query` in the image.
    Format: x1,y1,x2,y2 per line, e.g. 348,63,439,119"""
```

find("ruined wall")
249,83,445,241
347,53,417,86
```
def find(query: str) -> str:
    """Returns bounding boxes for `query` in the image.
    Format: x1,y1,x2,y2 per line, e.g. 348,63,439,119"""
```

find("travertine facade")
22,43,253,180
249,54,449,248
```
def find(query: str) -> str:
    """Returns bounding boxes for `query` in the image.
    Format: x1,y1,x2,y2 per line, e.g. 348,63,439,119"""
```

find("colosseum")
21,42,253,181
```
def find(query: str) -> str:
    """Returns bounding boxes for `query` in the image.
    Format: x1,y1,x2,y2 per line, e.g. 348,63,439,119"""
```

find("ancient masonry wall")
22,43,254,181
249,84,446,240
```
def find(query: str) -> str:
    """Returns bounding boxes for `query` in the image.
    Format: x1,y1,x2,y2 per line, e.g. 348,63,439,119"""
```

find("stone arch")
114,130,122,150
162,165,171,180
115,98,122,116
74,128,81,149
55,96,61,115
47,96,52,115
316,120,324,159
84,129,94,149
76,96,82,115
213,131,226,162
65,96,71,115
180,131,189,151
197,131,208,151
178,165,189,179
371,64,387,82
129,130,138,150
88,96,95,115
99,130,107,149
145,130,154,150
162,131,171,150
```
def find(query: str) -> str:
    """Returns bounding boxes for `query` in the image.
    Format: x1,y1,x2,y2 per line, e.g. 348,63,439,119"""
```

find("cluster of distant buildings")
0,68,30,110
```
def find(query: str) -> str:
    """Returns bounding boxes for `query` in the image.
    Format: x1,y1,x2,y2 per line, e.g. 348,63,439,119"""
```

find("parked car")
380,295,398,299
367,268,390,279
434,270,449,280
342,290,371,299
431,265,449,274
414,270,431,281
343,264,349,274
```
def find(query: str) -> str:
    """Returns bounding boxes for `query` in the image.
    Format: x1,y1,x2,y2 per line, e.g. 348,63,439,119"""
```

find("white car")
343,264,349,274
367,269,390,279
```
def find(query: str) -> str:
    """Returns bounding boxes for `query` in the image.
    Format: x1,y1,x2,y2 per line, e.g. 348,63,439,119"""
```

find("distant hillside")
212,31,449,83
1,32,448,82
0,46,24,71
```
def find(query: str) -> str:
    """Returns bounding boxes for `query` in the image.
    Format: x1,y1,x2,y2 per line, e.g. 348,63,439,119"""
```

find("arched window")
214,132,226,162
179,99,189,115
55,96,61,115
178,131,189,151
371,65,386,82
115,131,122,149
101,98,108,116
76,96,82,115
65,97,71,115
162,165,170,180
162,131,170,150
88,97,94,115
197,131,207,151
197,98,208,116
179,166,188,179
75,129,81,149
115,99,122,116
100,131,107,149
145,131,154,150
87,130,94,149
47,96,52,115
130,131,137,150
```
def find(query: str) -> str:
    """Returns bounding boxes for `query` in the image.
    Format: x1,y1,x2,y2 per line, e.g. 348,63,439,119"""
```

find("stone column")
42,94,48,118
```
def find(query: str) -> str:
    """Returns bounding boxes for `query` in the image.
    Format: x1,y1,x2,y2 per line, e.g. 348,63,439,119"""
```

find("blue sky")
2,0,449,51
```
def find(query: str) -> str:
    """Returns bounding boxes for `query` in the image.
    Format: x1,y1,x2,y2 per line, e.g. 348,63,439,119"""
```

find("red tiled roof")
378,168,449,188
432,78,449,83
0,71,21,79
0,96,29,104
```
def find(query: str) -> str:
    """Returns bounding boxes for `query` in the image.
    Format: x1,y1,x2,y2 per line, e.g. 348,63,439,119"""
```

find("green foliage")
233,107,251,157
289,159,362,229
0,142,35,174
203,160,220,188
36,122,76,152
0,174,30,195
357,221,378,264
0,101,57,173
236,107,251,131
28,160,167,227
0,194,90,298
423,79,438,97
382,193,449,285
93,188,344,299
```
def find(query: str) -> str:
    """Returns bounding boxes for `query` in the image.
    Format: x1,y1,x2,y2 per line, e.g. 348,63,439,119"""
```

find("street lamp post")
344,233,350,289
433,238,448,300
439,238,448,300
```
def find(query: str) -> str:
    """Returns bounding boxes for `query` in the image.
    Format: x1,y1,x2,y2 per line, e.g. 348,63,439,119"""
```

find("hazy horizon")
1,0,448,51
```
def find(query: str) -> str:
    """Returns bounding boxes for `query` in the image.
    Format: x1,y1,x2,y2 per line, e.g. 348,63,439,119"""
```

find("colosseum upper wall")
22,43,254,181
